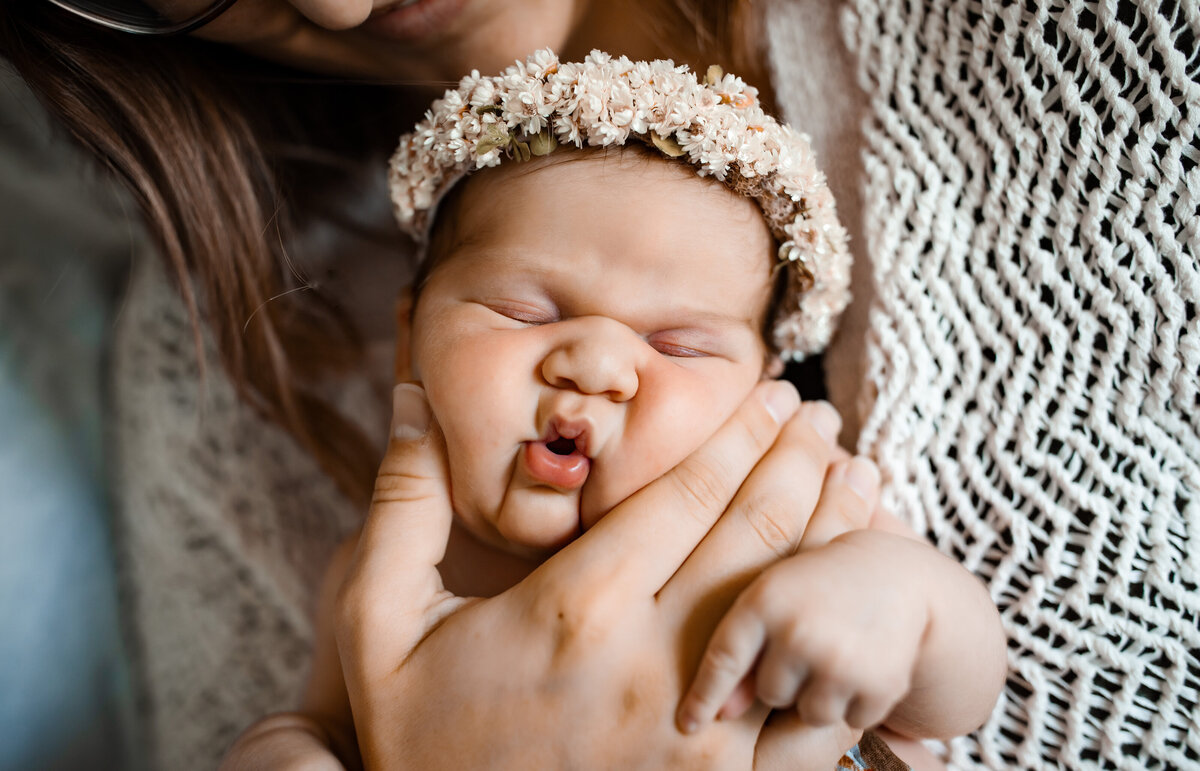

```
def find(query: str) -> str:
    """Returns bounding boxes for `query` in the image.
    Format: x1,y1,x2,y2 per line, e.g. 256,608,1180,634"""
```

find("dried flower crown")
389,49,851,359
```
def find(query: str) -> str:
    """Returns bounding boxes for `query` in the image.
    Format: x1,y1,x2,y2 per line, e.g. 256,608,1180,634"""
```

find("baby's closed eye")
646,331,718,358
648,338,710,358
483,300,559,325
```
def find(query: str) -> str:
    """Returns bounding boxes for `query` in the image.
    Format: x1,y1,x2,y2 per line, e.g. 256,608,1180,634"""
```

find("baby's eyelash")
486,302,557,325
650,340,709,358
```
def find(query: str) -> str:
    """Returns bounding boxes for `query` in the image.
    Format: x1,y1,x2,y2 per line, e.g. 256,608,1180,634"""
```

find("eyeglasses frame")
43,0,240,35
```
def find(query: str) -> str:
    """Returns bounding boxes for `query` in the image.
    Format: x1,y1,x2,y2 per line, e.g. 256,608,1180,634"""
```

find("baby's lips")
523,441,590,490
549,415,593,458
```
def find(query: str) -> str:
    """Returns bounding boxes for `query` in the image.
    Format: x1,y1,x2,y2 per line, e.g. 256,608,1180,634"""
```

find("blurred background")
1,62,142,770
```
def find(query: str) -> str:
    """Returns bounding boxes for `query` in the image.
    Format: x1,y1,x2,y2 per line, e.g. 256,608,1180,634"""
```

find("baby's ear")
394,287,415,383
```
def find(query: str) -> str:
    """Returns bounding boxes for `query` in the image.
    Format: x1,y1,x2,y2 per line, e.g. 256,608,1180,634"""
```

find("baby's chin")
455,477,637,561
458,485,586,561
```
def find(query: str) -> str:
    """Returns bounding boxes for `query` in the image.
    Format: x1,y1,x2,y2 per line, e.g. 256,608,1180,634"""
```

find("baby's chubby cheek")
575,417,705,532
570,372,766,533
576,451,663,532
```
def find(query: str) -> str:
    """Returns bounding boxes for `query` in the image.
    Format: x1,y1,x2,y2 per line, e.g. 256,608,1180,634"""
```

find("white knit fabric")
842,1,1199,768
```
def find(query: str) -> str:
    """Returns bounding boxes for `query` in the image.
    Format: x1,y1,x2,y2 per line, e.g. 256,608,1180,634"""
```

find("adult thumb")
338,383,456,674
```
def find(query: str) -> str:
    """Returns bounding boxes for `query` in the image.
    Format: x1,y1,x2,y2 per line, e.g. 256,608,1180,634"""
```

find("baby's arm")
680,505,1006,742
219,539,360,771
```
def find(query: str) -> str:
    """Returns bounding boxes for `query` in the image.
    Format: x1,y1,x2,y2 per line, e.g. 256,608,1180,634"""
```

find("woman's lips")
362,0,468,42
523,441,590,490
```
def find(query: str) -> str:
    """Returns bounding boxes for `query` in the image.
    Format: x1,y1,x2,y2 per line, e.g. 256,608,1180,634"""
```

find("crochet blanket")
834,1,1199,768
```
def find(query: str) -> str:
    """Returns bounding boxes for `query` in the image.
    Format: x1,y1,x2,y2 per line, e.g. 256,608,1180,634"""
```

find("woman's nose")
287,0,374,29
540,317,642,402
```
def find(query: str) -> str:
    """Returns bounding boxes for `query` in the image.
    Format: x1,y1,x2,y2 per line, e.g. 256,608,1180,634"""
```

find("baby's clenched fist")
680,529,936,732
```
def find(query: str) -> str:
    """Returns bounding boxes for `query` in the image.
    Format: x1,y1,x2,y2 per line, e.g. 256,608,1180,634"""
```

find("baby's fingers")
795,676,854,727
845,691,898,731
754,635,810,710
676,599,767,733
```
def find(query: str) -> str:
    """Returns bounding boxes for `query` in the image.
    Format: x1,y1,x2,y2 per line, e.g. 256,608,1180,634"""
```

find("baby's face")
411,151,775,559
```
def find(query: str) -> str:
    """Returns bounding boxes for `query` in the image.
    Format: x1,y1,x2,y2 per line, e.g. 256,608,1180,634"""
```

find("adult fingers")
659,400,840,612
796,456,880,552
393,289,415,382
336,384,457,681
674,414,877,732
552,380,800,595
753,712,860,771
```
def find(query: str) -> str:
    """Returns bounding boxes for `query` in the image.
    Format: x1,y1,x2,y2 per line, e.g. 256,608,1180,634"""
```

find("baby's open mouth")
546,436,577,456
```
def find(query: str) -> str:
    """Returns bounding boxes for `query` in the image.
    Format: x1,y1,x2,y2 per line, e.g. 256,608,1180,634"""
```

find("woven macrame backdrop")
844,1,1198,768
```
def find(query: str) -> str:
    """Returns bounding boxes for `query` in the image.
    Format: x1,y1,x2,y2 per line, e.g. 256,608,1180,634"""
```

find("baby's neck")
439,520,543,598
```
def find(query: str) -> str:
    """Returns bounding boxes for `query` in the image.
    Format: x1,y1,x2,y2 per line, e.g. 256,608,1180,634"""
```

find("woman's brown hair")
0,0,764,508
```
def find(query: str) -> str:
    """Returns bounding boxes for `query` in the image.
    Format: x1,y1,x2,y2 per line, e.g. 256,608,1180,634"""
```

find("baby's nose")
540,317,642,402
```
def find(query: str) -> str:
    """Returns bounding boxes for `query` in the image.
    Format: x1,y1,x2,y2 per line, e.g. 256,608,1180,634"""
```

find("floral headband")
388,49,851,359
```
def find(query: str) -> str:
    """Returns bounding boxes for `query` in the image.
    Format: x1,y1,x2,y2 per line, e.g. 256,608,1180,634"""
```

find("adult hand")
335,382,871,769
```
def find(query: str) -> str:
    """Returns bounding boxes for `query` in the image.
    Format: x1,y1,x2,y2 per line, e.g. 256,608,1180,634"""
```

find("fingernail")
677,711,699,734
392,383,430,441
761,380,800,424
805,400,842,444
843,456,880,501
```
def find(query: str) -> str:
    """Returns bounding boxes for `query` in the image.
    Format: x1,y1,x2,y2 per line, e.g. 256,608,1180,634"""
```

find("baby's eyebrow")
648,306,768,341
652,308,760,332
449,246,554,274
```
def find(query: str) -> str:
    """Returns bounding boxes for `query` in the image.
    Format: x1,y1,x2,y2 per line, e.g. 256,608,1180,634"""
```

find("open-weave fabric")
845,1,1199,768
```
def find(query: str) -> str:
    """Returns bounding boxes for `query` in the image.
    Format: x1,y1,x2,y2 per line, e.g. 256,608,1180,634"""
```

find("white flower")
501,82,554,134
467,77,500,108
526,48,560,78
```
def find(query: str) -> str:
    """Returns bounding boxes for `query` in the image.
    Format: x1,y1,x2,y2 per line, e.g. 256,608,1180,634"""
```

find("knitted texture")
112,255,365,769
110,187,403,768
845,1,1199,768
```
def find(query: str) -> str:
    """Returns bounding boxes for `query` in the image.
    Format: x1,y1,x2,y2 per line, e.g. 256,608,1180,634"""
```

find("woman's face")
188,0,589,82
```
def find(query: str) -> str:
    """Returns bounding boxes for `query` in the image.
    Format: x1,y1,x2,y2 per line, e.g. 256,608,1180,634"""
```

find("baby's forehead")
461,145,744,203
449,147,770,251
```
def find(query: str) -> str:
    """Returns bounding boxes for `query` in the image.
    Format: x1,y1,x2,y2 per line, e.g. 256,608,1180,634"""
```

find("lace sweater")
111,1,1198,768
